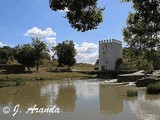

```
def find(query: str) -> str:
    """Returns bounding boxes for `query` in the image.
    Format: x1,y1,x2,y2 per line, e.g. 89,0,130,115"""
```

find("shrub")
147,82,160,94
15,79,25,86
137,59,153,74
126,89,138,97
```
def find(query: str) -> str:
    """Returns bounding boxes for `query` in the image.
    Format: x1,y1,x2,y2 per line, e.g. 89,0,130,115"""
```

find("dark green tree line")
0,46,14,63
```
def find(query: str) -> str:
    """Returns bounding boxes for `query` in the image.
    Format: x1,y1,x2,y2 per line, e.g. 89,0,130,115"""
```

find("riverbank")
0,71,95,81
0,70,96,88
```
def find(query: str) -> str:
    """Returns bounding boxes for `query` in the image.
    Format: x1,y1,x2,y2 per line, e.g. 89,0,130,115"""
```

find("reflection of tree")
0,83,50,110
99,85,123,115
145,94,160,101
55,84,77,112
128,92,160,120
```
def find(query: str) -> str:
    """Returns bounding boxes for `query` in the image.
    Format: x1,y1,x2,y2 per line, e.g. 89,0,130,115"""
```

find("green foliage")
126,89,137,97
49,0,104,32
122,0,160,70
123,0,160,48
32,37,49,71
15,79,25,86
147,83,160,94
95,59,99,65
14,37,49,71
41,59,58,67
0,46,14,62
53,40,76,70
115,58,123,70
136,59,153,73
0,79,25,88
14,44,35,71
123,47,160,71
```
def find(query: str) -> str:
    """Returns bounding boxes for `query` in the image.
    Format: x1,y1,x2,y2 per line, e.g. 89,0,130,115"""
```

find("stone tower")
99,39,122,71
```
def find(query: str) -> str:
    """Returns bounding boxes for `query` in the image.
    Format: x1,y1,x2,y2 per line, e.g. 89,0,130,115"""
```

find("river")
0,79,160,120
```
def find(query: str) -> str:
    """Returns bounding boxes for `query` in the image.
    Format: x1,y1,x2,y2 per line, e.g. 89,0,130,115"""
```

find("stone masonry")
99,39,122,71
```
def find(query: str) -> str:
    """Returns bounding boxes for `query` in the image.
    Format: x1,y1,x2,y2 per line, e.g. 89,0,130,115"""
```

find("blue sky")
0,0,132,64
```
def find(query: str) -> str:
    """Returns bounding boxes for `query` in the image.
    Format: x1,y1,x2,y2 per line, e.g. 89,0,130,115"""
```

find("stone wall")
99,39,122,71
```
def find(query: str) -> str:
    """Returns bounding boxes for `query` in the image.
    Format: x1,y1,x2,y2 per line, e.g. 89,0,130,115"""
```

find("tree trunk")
27,66,31,72
68,65,70,70
36,62,39,71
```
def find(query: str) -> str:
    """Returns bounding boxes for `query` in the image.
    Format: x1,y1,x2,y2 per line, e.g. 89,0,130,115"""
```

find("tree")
14,38,49,71
122,0,160,69
0,46,14,63
53,40,76,70
49,0,104,32
32,37,49,71
14,44,35,71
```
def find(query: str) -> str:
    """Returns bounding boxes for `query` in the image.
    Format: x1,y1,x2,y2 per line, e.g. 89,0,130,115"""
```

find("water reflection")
0,80,160,120
99,85,124,115
0,83,50,109
128,90,160,120
55,83,76,112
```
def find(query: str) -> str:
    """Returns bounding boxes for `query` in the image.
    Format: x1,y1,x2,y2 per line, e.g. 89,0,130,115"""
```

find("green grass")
147,82,160,94
0,64,97,88
126,89,138,97
0,70,94,81
0,79,25,88
73,64,96,71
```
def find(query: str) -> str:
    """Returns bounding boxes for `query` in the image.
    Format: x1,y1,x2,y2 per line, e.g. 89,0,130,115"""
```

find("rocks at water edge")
136,77,160,87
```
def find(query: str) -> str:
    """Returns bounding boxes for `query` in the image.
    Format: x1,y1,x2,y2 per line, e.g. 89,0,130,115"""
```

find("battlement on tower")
99,39,122,44
99,39,122,71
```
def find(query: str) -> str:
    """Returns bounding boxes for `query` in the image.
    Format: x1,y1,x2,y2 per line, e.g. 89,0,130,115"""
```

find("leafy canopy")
14,38,50,71
122,0,160,70
32,37,50,71
14,44,35,71
49,0,104,32
53,40,76,70
0,46,14,62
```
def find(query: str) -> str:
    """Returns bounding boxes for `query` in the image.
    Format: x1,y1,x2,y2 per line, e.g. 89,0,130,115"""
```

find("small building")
99,39,122,71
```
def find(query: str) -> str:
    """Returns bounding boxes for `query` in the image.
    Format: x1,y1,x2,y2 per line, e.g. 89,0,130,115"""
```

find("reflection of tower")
99,85,123,115
55,84,77,112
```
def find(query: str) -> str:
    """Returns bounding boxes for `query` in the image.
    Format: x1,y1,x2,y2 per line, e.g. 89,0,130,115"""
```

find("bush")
137,59,153,74
15,79,25,86
126,89,137,97
147,82,160,94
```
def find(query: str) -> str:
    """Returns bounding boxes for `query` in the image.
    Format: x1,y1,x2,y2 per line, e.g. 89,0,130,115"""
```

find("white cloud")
45,37,56,50
75,42,98,64
76,81,99,99
0,41,7,47
25,27,57,57
58,7,69,12
25,27,56,37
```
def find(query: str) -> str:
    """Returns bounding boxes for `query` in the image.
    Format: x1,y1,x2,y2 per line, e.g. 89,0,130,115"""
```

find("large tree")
53,40,76,70
14,44,35,71
49,0,104,32
32,37,49,71
122,0,160,69
14,38,49,71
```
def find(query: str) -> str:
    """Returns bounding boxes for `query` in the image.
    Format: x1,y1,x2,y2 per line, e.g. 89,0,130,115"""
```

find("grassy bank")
0,80,25,88
0,71,95,81
0,70,96,88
